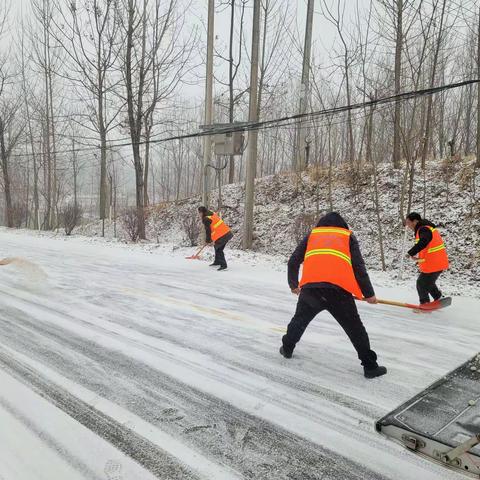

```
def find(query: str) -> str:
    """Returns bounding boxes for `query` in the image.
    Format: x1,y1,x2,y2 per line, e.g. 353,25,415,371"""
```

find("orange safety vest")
207,212,231,242
415,226,449,273
299,227,363,298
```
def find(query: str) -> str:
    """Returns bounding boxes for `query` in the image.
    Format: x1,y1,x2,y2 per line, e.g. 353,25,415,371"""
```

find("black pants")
282,287,378,369
417,271,442,304
214,232,233,268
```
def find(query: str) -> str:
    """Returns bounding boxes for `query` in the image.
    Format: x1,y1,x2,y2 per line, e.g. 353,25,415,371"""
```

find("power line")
10,77,480,159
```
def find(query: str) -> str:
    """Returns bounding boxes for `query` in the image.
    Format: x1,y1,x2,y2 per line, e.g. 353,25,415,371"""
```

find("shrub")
292,212,317,244
121,207,140,242
182,213,200,246
62,203,83,235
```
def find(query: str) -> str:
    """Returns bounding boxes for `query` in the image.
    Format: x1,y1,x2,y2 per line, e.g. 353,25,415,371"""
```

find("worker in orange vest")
198,207,233,271
405,212,449,305
281,212,387,379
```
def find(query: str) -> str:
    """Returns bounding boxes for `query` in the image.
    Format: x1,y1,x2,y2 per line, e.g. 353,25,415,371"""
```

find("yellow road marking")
121,287,286,334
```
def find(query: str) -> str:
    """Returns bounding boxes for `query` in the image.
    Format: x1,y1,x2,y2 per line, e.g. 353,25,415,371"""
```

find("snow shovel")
185,245,207,260
374,297,452,311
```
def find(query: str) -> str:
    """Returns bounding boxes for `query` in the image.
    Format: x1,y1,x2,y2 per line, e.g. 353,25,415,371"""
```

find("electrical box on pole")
199,123,246,156
213,132,245,156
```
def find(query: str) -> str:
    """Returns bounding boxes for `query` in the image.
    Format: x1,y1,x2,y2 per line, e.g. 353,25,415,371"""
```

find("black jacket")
407,220,436,257
287,212,375,298
202,210,214,243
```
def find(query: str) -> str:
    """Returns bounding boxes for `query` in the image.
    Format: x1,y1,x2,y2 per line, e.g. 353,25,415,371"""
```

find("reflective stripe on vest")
207,212,231,242
416,226,449,273
300,227,363,298
304,248,352,265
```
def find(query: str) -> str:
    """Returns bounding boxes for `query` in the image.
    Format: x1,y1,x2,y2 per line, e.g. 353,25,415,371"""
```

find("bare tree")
393,0,404,170
30,0,63,230
215,0,247,184
18,21,41,230
367,94,386,270
420,0,448,170
0,90,24,228
0,5,24,228
119,0,192,240
52,0,122,232
375,0,419,169
321,0,357,166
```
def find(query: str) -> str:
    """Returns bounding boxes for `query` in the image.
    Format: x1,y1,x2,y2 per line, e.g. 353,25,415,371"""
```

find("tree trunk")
47,56,57,229
327,122,333,210
125,0,146,240
367,100,386,270
228,0,236,184
393,0,403,169
476,4,480,167
464,84,473,155
144,116,152,207
98,77,108,222
421,0,447,170
43,13,52,230
0,119,13,228
23,65,40,229
72,137,78,210
345,55,354,166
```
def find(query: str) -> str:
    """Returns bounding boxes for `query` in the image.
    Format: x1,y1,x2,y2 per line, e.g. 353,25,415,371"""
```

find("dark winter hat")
198,206,208,214
316,211,349,229
406,212,422,222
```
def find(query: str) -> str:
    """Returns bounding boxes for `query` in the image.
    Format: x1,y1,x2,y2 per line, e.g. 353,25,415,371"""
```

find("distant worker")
281,212,387,379
405,212,449,305
198,207,233,271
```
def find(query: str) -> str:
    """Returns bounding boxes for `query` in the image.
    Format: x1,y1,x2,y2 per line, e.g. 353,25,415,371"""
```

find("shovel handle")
186,244,208,259
376,298,419,309
358,297,420,310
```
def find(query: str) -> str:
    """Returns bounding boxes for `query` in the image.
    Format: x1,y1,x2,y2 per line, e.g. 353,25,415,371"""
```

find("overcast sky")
3,0,369,69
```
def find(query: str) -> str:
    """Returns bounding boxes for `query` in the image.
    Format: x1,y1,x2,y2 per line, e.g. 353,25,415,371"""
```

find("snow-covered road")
0,229,478,480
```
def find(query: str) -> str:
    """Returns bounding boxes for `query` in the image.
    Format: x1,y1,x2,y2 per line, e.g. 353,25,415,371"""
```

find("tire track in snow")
78,288,382,419
0,396,104,480
0,304,389,480
0,285,463,480
0,236,464,480
113,289,382,415
0,346,200,480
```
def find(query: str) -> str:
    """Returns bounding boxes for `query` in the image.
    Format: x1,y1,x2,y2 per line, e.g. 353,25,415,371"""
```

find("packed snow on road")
0,229,478,480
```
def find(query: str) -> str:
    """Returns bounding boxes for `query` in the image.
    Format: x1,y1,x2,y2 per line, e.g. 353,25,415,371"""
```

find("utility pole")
294,0,314,172
243,0,261,249
476,3,480,168
202,0,215,207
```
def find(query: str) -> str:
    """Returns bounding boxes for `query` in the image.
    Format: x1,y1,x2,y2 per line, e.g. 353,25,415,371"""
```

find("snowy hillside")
78,157,480,297
0,229,479,480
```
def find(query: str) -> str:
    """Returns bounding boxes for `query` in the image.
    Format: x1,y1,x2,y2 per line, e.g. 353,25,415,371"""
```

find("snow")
76,158,480,297
0,228,478,480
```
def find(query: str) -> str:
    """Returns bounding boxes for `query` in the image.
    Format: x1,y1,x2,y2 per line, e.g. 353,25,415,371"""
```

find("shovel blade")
418,297,452,311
